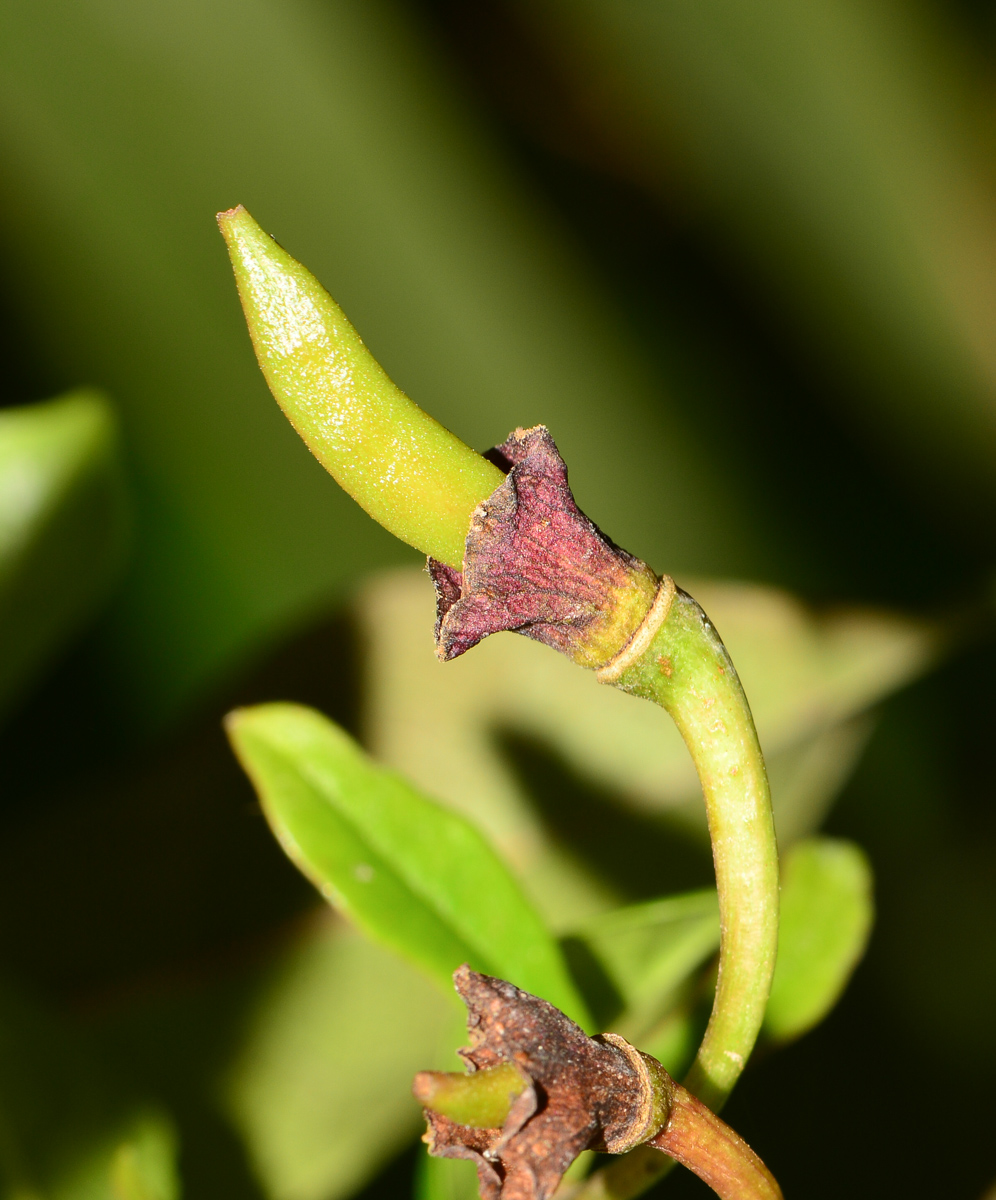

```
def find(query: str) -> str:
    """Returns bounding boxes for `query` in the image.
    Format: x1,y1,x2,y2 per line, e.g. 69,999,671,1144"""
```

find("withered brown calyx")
428,426,659,669
414,966,673,1200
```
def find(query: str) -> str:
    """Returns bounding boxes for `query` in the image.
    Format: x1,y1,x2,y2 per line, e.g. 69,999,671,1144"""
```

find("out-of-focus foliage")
565,889,719,1069
513,0,996,523
0,0,994,1199
415,1153,478,1200
0,983,177,1200
0,389,126,719
223,920,456,1200
764,839,874,1043
560,834,873,1068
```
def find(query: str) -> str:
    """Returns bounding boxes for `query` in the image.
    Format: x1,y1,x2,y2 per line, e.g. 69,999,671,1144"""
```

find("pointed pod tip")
413,1063,529,1129
222,706,247,735
216,203,247,225
412,1071,442,1107
216,205,261,251
213,205,503,564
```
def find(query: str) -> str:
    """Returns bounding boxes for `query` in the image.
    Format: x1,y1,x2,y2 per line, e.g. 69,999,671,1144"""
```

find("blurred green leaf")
0,389,127,720
226,702,590,1026
565,890,719,1037
107,1117,178,1200
359,569,935,921
764,837,874,1043
224,919,457,1200
762,717,873,847
0,983,178,1200
415,1154,478,1200
563,889,717,1079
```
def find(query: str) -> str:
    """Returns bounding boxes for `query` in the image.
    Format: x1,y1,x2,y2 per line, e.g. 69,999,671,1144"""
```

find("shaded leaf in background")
0,0,776,728
764,837,874,1043
415,1153,478,1200
225,919,457,1200
107,1118,178,1200
562,836,872,1066
359,569,934,921
564,889,719,1050
0,389,127,721
226,702,589,1025
0,983,177,1200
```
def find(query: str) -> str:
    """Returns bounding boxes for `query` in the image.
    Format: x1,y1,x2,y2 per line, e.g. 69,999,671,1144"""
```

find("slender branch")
572,578,779,1200
599,578,779,1109
650,1083,783,1200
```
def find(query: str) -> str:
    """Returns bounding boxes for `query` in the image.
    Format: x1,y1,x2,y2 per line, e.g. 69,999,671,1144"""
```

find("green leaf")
96,1114,178,1200
0,390,127,720
764,837,874,1042
224,919,458,1200
226,703,590,1027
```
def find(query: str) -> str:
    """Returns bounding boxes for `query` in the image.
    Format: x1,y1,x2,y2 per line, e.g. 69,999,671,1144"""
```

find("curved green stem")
576,578,779,1198
600,579,779,1108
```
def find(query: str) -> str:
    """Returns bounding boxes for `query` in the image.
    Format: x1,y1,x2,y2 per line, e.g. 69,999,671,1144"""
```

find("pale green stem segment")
601,584,779,1108
580,579,780,1200
412,1063,529,1129
217,206,504,568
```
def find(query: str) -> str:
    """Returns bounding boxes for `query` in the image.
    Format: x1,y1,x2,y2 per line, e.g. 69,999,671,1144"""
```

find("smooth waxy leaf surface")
226,703,589,1026
764,837,874,1042
0,390,127,720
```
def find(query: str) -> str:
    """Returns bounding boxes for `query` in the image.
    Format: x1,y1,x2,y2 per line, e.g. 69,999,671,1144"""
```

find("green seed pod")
217,205,503,568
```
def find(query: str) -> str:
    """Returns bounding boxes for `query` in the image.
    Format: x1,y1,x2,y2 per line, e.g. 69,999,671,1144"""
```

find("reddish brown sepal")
428,427,657,668
421,966,649,1200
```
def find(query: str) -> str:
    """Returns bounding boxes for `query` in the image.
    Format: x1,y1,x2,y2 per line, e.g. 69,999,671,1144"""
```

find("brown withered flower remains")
413,966,671,1200
413,967,784,1200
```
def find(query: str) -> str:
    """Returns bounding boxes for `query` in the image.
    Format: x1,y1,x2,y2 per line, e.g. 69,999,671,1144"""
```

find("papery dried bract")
420,967,663,1200
429,427,658,669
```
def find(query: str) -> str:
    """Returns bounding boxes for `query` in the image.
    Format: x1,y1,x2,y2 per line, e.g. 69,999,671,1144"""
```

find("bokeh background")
1,1,995,1197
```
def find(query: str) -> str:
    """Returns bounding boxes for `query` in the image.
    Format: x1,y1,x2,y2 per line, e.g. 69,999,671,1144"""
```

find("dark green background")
1,1,994,1196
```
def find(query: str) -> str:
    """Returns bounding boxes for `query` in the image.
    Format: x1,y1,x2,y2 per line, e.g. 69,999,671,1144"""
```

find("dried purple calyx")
428,427,659,669
414,966,673,1200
